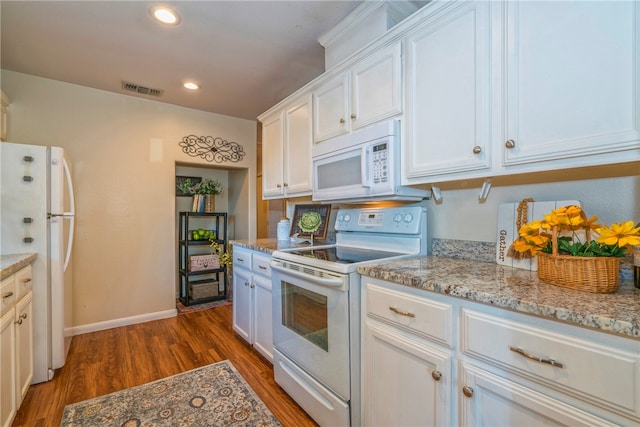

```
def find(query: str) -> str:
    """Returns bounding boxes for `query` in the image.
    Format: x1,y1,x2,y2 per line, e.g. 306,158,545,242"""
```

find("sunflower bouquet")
513,205,639,293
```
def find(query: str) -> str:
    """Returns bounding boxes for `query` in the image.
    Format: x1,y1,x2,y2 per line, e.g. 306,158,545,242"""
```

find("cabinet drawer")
365,283,453,347
461,309,640,419
232,248,252,271
252,254,272,277
1,275,16,316
14,266,32,300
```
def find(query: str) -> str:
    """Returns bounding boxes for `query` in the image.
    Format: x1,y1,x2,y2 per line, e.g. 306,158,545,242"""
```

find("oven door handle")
270,262,346,289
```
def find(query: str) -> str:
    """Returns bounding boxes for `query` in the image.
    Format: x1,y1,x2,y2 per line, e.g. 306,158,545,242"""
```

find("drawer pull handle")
258,265,267,270
462,386,474,398
389,306,415,318
2,291,14,299
236,258,245,262
509,346,564,369
431,370,442,381
22,278,32,284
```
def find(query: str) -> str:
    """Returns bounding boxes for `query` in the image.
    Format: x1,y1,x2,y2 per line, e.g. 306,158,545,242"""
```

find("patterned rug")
60,360,281,426
176,298,232,314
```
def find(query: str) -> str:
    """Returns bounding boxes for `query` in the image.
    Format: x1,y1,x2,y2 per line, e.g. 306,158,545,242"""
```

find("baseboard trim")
66,308,178,336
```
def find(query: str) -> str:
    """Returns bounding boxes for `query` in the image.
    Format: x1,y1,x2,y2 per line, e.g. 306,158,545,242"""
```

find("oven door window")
281,281,328,352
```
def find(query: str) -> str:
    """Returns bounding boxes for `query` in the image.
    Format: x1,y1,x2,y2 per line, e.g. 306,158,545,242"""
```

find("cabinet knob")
250,284,255,289
505,139,516,149
283,182,288,187
350,113,356,119
244,281,250,287
339,118,345,124
16,318,23,325
431,370,442,381
20,313,27,319
462,386,474,398
276,184,282,188
472,145,482,154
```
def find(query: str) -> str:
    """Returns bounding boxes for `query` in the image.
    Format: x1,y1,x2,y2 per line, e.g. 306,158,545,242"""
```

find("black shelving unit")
178,212,228,306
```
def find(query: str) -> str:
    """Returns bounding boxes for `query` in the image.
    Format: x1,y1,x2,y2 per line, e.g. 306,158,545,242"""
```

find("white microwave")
312,120,429,203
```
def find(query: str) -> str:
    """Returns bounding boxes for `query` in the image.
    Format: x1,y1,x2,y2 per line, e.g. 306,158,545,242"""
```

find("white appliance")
270,203,428,426
312,120,429,203
0,142,76,383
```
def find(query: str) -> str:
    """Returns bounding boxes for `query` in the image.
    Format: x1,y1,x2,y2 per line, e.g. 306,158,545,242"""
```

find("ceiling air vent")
121,81,164,97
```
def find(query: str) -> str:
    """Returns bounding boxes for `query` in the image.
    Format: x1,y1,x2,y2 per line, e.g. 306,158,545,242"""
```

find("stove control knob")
393,214,403,223
337,214,344,222
404,213,414,223
343,214,351,222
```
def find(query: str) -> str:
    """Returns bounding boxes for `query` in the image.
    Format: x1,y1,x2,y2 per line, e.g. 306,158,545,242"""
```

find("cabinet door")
458,363,619,426
351,41,402,131
502,1,640,167
232,268,252,343
261,112,285,198
283,94,313,196
362,320,451,427
313,72,350,142
0,309,16,427
252,275,273,362
404,1,492,181
15,293,33,406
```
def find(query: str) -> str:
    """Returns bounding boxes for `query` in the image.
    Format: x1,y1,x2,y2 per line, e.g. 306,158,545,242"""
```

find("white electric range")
270,202,429,426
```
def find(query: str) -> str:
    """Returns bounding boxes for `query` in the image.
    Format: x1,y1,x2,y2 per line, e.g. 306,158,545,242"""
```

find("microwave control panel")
372,142,389,184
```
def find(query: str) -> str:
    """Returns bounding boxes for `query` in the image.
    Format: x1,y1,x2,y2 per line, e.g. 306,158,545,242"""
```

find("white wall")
2,70,257,330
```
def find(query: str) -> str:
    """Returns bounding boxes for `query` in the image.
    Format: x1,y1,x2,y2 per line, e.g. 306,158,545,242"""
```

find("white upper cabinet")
313,41,402,143
499,0,640,169
404,1,491,180
261,112,285,198
402,0,639,185
260,93,313,199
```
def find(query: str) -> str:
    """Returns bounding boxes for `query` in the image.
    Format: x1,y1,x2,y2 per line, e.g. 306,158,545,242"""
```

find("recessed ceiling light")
150,6,180,25
184,82,199,90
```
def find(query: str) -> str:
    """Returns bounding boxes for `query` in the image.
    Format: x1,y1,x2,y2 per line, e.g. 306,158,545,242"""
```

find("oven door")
271,259,350,400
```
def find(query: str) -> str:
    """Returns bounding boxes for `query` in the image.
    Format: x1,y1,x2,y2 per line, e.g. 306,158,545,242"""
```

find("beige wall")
2,70,257,330
421,164,639,242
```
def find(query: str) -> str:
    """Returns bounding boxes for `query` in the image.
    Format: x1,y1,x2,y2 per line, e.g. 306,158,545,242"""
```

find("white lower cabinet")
362,321,452,426
458,362,617,427
361,277,640,427
362,280,453,426
0,265,34,427
231,246,273,362
0,307,16,427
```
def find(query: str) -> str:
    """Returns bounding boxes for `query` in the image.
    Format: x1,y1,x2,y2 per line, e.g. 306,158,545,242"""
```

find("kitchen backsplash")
431,238,633,281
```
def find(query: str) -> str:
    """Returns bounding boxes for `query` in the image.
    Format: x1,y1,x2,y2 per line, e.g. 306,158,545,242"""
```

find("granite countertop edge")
230,238,334,254
1,253,38,280
358,256,640,340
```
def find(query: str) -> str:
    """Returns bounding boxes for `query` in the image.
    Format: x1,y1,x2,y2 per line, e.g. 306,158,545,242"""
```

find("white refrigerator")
0,142,75,384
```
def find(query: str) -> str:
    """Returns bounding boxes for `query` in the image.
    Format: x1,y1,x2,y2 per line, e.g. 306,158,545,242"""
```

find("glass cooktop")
286,246,405,264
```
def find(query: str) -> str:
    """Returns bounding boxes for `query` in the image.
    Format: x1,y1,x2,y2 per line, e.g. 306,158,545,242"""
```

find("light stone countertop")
358,256,640,340
1,253,37,279
230,238,334,255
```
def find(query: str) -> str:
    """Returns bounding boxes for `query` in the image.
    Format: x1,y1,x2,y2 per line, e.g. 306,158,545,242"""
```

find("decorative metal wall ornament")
178,135,245,163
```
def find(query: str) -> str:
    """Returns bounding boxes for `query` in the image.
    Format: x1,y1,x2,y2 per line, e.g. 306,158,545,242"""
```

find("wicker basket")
537,227,620,293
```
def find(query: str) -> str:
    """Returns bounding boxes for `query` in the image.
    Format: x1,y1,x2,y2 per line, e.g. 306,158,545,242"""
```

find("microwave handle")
361,145,371,188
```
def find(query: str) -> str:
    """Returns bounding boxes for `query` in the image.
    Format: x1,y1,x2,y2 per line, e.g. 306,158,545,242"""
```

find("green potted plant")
177,178,223,213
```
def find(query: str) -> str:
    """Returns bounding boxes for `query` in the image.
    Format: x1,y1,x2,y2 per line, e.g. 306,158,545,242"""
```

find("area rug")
176,298,232,314
60,360,281,426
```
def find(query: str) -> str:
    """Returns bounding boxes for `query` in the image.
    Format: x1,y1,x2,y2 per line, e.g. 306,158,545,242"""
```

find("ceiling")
0,1,364,120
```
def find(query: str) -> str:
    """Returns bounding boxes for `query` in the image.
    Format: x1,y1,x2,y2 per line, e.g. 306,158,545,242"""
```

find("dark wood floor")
12,304,318,427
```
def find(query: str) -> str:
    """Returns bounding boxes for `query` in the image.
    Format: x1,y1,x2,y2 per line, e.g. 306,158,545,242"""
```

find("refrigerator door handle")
62,156,75,272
